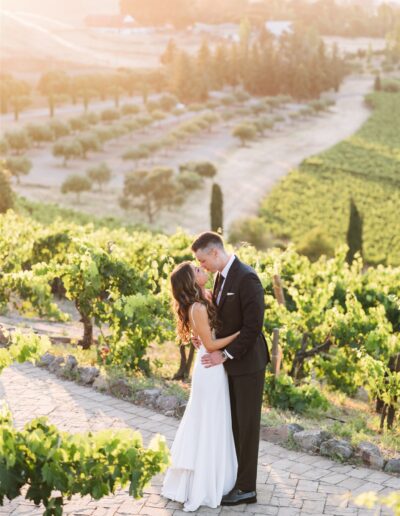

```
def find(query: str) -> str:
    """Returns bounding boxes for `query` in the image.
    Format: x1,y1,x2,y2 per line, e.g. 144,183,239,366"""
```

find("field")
260,89,400,266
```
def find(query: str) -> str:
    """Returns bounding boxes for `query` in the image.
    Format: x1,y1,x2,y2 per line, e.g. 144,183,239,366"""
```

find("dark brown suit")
214,256,270,492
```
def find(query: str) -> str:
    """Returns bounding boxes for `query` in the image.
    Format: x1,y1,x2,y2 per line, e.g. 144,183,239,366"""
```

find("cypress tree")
346,198,363,264
0,165,14,213
210,183,223,233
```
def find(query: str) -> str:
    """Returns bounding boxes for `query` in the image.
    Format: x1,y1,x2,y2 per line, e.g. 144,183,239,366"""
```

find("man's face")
194,247,219,273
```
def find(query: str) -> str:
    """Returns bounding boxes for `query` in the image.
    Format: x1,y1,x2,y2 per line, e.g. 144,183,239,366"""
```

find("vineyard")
259,90,400,266
0,208,399,436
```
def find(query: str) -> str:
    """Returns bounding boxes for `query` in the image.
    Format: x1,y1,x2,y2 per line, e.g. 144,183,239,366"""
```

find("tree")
76,133,101,159
101,108,120,123
0,164,14,213
9,81,31,122
122,147,150,165
38,70,69,117
210,183,223,233
232,123,257,146
5,157,32,184
53,140,83,166
161,38,177,65
5,130,30,155
26,123,53,147
346,198,363,264
48,119,71,139
374,74,382,91
180,161,217,178
86,163,111,191
120,167,184,223
61,175,91,202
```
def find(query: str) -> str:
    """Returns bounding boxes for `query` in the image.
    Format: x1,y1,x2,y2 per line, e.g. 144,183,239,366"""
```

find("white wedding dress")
161,305,238,512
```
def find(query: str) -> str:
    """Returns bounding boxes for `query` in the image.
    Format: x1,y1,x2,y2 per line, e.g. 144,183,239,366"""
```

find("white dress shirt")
216,254,236,359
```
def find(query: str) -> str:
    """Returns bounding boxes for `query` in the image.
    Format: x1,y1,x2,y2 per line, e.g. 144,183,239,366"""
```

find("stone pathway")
0,364,396,516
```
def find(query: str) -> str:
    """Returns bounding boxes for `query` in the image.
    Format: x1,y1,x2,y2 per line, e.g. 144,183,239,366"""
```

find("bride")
161,261,238,512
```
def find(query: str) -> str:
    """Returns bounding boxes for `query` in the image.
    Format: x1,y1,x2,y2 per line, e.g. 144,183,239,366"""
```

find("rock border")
37,351,400,476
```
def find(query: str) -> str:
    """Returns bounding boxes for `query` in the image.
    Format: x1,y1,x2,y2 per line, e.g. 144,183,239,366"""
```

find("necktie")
214,273,224,304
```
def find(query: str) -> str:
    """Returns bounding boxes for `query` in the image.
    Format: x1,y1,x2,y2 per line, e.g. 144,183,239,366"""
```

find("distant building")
265,21,293,39
84,14,137,29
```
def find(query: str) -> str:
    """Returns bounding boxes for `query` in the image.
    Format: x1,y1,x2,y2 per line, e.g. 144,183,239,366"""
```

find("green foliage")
0,407,169,515
232,123,257,146
210,182,223,233
264,372,329,413
53,140,83,166
120,167,185,223
86,163,111,191
260,92,400,266
4,156,32,184
346,198,363,264
229,216,273,250
61,175,91,202
0,166,14,213
0,330,51,374
297,227,335,262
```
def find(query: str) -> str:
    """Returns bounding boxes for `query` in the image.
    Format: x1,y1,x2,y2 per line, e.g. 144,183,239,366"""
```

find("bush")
229,216,273,250
101,108,120,122
69,116,89,132
120,103,140,115
264,372,329,413
5,156,32,184
122,147,150,162
232,123,257,146
48,119,70,139
178,170,203,190
296,227,335,262
53,139,83,165
76,133,101,158
86,163,111,191
4,130,30,155
26,123,53,146
0,166,14,213
61,175,91,202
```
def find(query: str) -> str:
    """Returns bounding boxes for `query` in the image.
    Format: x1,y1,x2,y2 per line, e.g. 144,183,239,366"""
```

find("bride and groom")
161,231,270,512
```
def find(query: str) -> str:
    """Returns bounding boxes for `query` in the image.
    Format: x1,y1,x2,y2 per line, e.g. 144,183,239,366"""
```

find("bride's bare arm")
190,303,239,353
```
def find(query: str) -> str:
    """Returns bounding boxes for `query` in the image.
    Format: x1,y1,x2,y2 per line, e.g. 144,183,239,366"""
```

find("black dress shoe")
221,488,257,506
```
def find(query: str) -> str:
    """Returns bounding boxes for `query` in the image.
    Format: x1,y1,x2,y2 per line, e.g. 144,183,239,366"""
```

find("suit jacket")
214,256,270,376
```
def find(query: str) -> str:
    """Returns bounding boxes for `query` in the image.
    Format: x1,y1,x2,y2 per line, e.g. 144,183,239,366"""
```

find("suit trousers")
228,368,266,492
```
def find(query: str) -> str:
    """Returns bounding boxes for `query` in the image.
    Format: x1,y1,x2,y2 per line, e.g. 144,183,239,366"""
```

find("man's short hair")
191,232,224,252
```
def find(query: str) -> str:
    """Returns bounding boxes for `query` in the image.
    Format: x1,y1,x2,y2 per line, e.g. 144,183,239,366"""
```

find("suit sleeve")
223,272,265,359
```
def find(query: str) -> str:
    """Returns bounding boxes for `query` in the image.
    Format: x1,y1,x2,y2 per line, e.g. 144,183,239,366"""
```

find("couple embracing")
161,232,270,512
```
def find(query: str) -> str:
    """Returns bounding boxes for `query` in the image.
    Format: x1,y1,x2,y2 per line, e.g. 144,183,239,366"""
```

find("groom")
191,231,270,506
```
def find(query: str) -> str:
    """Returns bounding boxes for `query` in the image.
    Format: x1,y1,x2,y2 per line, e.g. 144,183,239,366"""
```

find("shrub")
296,227,335,262
229,216,272,250
0,166,14,213
264,372,329,413
232,123,257,146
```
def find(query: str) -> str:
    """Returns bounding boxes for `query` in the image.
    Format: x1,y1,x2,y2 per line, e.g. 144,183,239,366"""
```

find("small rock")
320,438,353,460
39,352,56,368
356,441,384,469
384,459,400,474
260,423,304,444
64,355,78,371
48,356,64,373
156,395,180,413
93,374,109,391
175,402,188,418
135,388,162,406
165,410,175,417
108,378,132,398
78,366,100,385
293,429,332,452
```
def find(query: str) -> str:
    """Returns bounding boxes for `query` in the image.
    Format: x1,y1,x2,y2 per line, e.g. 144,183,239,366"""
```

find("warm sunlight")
1,1,400,515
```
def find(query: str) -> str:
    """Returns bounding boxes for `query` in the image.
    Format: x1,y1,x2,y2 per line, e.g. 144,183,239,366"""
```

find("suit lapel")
217,257,240,310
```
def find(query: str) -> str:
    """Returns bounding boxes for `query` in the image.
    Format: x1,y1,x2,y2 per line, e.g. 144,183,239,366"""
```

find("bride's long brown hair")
170,261,219,343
